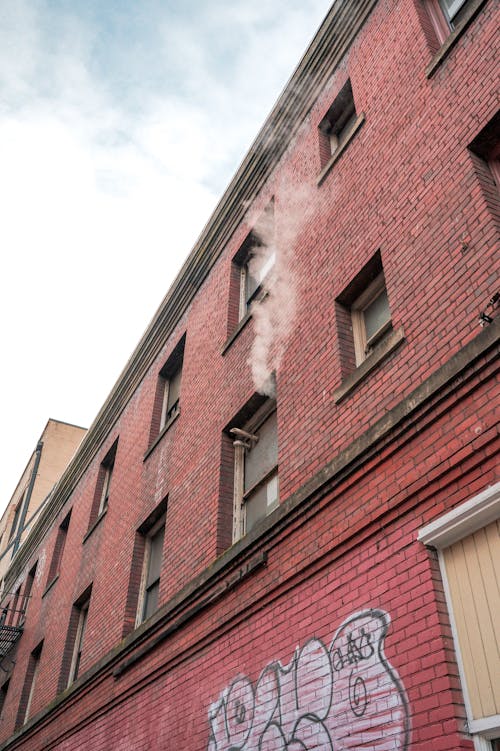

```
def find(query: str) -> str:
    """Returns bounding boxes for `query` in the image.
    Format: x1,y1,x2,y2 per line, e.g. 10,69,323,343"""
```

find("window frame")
232,400,278,542
160,363,182,432
418,482,500,749
423,0,489,78
239,244,276,320
68,597,90,686
351,272,392,366
45,510,71,589
19,641,43,726
148,335,186,450
317,79,365,184
136,515,166,626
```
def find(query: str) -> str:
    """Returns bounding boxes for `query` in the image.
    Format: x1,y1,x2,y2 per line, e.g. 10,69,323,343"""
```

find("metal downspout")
12,441,43,556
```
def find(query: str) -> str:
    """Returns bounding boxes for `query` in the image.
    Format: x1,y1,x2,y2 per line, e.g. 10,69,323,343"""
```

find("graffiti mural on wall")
207,609,410,750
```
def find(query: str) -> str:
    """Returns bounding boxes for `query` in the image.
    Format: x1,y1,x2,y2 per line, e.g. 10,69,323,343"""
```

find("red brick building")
0,1,498,749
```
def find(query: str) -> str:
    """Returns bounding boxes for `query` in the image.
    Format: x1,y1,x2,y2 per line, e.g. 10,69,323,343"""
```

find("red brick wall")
0,0,498,747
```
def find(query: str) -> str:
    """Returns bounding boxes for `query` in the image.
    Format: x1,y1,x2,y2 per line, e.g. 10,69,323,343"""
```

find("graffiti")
207,609,410,751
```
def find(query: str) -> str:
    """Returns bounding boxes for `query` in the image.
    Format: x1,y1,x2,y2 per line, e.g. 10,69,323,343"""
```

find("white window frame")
136,516,166,626
351,273,392,366
68,598,90,686
239,248,276,320
439,0,469,23
24,645,42,723
232,401,278,542
418,482,500,750
159,361,183,432
98,464,113,516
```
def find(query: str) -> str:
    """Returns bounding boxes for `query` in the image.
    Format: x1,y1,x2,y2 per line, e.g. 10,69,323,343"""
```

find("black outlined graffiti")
207,609,410,750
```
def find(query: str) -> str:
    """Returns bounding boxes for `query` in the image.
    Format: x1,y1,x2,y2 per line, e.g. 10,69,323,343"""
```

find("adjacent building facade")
0,0,498,749
0,420,86,588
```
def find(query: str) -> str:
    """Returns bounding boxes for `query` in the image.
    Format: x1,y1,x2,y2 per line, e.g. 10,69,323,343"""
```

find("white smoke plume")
247,183,316,396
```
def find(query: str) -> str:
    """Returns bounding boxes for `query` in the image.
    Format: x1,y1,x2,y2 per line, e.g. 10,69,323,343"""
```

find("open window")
45,510,71,590
149,335,185,446
230,400,278,542
134,498,168,626
16,640,43,728
351,272,392,366
87,440,118,532
226,203,275,339
318,79,364,181
67,588,91,686
336,252,392,370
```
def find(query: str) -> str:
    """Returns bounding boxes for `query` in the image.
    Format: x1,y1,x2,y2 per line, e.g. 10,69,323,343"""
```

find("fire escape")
0,602,25,660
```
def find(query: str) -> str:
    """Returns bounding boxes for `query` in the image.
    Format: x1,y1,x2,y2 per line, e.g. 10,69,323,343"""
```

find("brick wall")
0,0,497,748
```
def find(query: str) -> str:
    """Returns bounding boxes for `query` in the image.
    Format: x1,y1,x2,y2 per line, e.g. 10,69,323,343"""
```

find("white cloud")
0,0,332,507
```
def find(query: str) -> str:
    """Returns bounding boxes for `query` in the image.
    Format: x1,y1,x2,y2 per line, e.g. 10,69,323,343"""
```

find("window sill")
82,507,108,543
426,0,489,78
221,310,253,355
333,326,405,403
143,409,180,461
42,574,59,599
317,113,365,187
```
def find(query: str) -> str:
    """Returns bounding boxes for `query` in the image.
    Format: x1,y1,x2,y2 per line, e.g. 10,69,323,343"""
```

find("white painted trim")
417,482,500,548
469,715,500,736
473,736,492,751
419,484,500,748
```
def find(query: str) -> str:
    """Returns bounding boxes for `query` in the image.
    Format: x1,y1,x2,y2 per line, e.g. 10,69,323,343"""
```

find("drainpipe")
12,441,43,556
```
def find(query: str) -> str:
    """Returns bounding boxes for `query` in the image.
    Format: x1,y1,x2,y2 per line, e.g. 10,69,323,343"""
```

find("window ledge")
143,409,180,462
82,507,108,544
42,574,59,599
426,0,489,78
333,326,405,403
222,310,252,355
317,113,365,186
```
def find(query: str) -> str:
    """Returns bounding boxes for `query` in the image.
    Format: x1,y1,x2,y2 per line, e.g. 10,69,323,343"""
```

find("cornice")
4,0,380,589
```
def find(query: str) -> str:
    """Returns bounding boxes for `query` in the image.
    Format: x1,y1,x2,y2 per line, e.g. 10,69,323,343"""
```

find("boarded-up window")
418,483,500,742
442,520,499,722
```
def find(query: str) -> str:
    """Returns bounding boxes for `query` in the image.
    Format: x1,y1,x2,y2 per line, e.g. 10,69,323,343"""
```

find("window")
160,363,182,431
87,440,118,531
318,79,364,178
420,0,483,61
97,441,117,516
16,641,43,727
439,0,468,24
231,401,278,542
351,273,392,366
334,252,404,401
336,252,392,370
46,511,71,588
9,586,22,627
140,522,165,622
19,562,37,626
226,203,276,338
239,235,276,320
68,596,90,685
469,112,500,192
136,506,167,625
149,336,185,445
418,482,500,749
0,679,10,719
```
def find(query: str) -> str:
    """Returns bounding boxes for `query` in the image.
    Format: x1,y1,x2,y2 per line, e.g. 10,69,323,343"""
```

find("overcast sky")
0,0,333,511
